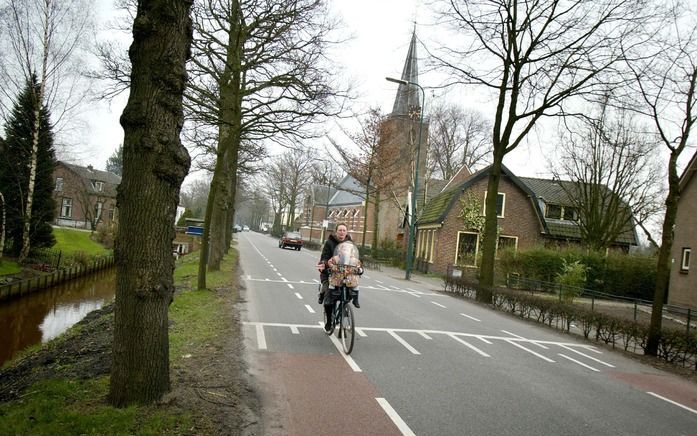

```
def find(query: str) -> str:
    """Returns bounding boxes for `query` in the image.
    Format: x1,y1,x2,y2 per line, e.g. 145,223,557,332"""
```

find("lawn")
0,259,21,275
52,227,110,256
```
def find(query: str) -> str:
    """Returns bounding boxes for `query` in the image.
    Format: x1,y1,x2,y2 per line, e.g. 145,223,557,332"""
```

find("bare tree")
552,100,664,251
431,0,650,300
428,102,491,181
280,147,315,228
109,0,193,407
0,0,94,261
624,7,697,356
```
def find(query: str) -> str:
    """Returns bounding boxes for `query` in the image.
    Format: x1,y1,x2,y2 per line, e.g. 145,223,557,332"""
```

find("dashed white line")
558,344,614,367
388,331,420,355
448,334,490,357
287,283,294,289
320,322,362,372
295,292,303,299
305,304,316,314
418,332,432,340
558,353,599,372
431,301,446,308
290,326,300,334
647,392,697,415
460,313,481,322
256,325,267,350
376,398,416,436
356,328,367,337
506,340,555,362
501,330,548,349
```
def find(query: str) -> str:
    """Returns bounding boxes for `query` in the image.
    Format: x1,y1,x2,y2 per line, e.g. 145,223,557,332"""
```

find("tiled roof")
329,175,365,206
62,162,121,197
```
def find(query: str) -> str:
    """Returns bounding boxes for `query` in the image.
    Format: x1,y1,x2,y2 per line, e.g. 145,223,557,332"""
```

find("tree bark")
109,0,193,407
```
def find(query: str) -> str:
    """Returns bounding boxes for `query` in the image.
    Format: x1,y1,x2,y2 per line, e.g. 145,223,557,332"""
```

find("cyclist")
317,223,361,330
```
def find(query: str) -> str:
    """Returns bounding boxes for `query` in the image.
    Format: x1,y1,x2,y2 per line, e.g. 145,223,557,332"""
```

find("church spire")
391,30,421,117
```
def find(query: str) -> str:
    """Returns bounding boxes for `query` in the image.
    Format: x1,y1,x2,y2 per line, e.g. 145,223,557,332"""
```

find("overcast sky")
82,0,674,183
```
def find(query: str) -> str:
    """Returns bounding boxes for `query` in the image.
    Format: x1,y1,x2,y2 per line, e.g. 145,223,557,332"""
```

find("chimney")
87,165,93,172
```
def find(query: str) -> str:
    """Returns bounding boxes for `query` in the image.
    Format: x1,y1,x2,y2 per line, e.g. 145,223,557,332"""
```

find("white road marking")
305,304,316,314
559,344,614,367
375,280,384,284
276,272,283,277
501,330,548,349
391,285,401,290
431,301,447,308
287,283,294,289
388,331,420,355
319,322,362,372
295,292,303,299
418,332,432,340
281,277,288,282
647,392,697,415
291,326,299,334
558,353,599,372
376,398,416,436
448,334,490,357
256,324,267,350
477,336,493,344
506,340,555,362
460,313,481,322
356,328,367,337
246,275,251,280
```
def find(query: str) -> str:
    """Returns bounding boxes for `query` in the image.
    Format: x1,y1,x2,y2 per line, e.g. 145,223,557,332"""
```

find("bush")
556,259,587,303
498,247,656,299
94,222,117,249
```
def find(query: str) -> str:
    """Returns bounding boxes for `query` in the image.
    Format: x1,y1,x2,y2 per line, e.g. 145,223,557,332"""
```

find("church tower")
376,29,429,249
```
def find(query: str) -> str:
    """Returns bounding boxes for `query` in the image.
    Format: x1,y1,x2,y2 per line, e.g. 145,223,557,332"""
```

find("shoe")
318,293,324,304
353,299,360,308
324,321,332,333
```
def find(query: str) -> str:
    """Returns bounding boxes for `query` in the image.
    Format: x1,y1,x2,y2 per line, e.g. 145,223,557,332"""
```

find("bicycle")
323,264,358,355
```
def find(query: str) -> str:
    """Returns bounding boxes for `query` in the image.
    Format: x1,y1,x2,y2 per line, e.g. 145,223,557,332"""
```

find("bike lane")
249,350,402,436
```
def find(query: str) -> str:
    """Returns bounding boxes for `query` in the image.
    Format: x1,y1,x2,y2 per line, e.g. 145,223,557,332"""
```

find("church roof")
391,30,421,117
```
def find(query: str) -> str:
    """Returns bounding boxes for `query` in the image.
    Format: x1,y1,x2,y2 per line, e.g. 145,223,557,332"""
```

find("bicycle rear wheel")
339,303,355,354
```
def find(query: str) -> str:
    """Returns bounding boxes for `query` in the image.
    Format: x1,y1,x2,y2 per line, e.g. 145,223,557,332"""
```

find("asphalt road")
237,231,697,436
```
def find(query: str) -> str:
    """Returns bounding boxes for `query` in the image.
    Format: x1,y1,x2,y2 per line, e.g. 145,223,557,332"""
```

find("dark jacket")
319,233,353,280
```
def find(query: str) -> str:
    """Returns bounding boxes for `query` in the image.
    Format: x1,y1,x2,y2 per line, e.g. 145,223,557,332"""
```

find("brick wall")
428,175,543,275
669,173,697,308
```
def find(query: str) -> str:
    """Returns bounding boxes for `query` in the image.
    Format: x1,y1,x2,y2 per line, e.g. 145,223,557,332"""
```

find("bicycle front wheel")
339,303,355,354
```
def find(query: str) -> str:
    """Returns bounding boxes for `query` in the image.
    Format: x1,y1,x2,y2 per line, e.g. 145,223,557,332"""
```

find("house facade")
668,151,697,308
415,165,638,276
52,162,120,230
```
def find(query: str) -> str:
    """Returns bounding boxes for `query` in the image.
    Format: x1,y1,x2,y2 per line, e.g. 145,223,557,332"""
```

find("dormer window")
93,180,104,192
545,203,577,221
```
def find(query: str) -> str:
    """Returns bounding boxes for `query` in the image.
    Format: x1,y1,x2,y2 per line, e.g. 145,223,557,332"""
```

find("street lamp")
386,76,425,280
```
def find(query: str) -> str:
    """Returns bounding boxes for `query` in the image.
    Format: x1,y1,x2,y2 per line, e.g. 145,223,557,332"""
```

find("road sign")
186,226,204,236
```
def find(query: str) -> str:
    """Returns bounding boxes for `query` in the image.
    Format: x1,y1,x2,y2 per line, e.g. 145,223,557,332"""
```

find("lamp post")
386,76,425,280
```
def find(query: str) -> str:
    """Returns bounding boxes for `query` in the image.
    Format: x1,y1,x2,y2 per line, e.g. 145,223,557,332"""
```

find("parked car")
279,231,303,251
243,225,250,232
233,224,242,233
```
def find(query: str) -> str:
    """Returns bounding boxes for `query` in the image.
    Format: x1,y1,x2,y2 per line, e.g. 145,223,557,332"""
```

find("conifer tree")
0,75,56,256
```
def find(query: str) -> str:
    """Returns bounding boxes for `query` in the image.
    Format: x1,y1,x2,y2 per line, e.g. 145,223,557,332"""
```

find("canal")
0,268,116,367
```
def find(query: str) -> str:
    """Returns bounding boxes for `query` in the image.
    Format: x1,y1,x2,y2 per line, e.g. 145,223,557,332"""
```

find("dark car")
279,231,303,251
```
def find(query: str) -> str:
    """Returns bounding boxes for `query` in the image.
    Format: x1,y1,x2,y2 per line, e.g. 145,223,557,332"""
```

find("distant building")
52,162,120,230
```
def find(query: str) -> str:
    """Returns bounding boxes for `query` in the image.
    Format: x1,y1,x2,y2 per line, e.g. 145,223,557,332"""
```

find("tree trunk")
0,191,5,256
109,0,193,407
646,153,680,355
371,191,381,253
478,152,504,302
18,95,41,262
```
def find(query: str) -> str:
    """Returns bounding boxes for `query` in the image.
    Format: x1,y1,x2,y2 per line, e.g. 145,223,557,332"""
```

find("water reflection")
0,268,115,367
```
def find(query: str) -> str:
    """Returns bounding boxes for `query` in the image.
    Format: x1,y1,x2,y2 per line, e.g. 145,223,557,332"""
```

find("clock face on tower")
408,104,421,120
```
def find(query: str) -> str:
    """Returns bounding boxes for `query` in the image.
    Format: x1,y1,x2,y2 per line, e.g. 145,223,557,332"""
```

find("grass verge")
0,259,21,276
52,227,110,256
0,249,243,435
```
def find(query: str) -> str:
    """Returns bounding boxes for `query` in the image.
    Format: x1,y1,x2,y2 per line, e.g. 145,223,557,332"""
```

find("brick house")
52,162,120,230
415,164,637,275
668,151,697,308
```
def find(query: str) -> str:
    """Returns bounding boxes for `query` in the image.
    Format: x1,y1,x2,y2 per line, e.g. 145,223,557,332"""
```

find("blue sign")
186,226,204,236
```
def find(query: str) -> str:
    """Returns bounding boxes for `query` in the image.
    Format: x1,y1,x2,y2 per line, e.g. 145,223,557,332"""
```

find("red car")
279,231,303,251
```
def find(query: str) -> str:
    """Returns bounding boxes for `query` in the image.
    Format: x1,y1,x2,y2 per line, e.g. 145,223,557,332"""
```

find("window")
681,248,691,273
55,177,63,191
109,208,117,221
93,181,104,192
497,235,518,253
483,192,506,217
61,198,72,218
353,209,360,217
456,232,479,266
563,206,578,221
546,204,562,219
